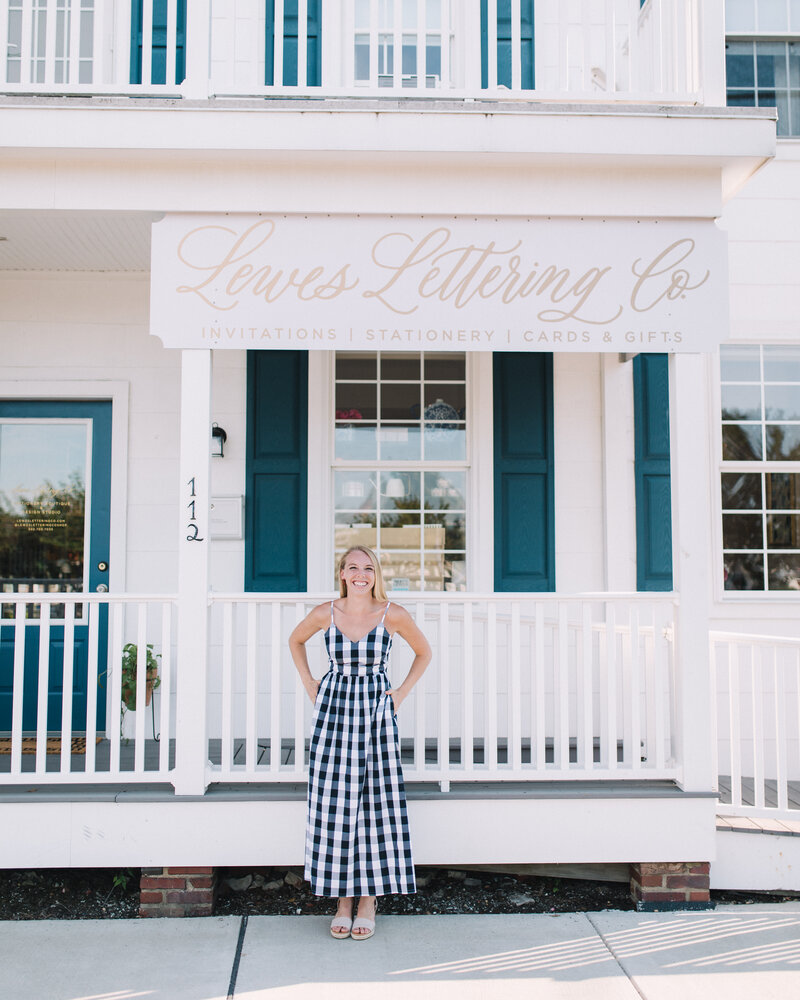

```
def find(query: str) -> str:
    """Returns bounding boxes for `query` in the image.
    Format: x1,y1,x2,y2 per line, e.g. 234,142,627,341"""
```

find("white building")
0,0,797,911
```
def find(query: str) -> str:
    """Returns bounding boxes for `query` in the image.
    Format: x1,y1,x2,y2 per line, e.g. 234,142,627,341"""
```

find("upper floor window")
333,351,467,592
726,0,800,135
720,344,800,592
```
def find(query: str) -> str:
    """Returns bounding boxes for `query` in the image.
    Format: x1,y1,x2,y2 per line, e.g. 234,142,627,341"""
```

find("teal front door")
0,401,112,733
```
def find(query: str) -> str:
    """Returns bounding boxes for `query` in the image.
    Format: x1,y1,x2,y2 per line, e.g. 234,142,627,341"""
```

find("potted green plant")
120,642,161,712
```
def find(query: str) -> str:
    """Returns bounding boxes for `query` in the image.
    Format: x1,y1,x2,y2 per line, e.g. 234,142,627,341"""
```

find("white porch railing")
206,593,679,787
0,592,176,784
0,0,704,103
711,630,800,820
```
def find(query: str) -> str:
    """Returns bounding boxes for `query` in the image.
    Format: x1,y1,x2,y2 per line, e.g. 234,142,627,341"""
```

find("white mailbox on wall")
210,496,244,540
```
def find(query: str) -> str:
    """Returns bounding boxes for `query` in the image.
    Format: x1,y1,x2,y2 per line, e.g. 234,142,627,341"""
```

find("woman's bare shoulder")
308,601,334,623
384,602,415,629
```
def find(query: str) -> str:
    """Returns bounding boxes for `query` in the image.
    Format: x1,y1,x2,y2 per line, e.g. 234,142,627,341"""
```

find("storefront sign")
150,213,728,352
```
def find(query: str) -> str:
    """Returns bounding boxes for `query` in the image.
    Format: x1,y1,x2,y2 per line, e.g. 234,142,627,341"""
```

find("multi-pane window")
333,352,467,591
720,344,800,591
726,0,800,135
354,0,449,88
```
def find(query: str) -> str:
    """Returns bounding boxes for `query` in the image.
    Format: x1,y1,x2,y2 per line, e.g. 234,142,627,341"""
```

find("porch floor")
3,744,798,814
717,776,800,812
0,736,631,774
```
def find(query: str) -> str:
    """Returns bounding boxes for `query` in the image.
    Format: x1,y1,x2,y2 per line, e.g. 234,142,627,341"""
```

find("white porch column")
181,0,212,99
173,349,212,796
699,0,726,106
669,352,714,793
601,354,637,591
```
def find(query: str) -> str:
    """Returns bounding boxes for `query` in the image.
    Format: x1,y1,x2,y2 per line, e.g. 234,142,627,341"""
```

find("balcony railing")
0,592,176,784
0,0,704,103
206,593,680,787
711,630,800,820
5,589,800,815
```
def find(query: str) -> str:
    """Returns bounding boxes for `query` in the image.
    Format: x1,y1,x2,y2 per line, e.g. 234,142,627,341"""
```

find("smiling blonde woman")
288,546,431,940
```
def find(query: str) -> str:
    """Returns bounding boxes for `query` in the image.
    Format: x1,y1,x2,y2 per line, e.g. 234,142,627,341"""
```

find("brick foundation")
139,867,219,918
630,862,712,911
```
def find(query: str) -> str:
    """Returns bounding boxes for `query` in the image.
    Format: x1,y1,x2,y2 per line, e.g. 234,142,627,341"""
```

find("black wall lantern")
211,422,227,458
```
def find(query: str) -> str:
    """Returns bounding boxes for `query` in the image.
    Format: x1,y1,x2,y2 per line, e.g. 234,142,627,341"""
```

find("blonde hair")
337,546,388,602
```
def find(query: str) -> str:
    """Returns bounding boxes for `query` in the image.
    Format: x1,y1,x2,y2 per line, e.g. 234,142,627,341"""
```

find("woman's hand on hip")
387,688,404,711
305,677,321,704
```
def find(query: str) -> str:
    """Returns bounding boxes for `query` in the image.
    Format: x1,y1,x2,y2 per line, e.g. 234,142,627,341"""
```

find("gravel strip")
0,866,795,920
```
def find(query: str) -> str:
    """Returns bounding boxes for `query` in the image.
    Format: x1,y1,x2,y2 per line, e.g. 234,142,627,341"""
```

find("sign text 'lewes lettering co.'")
174,218,711,325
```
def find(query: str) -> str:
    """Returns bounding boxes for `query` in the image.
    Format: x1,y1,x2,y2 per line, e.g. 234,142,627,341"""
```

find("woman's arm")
386,604,432,710
288,603,330,704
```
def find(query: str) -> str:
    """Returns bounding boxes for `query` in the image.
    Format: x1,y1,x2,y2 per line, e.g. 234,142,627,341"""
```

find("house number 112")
186,477,205,542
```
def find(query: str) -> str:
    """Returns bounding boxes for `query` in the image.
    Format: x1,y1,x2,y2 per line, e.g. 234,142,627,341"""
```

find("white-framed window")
332,351,468,592
720,343,800,592
726,0,800,135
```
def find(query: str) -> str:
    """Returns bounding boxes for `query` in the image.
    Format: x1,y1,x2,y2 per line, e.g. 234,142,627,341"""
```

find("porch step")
717,814,800,837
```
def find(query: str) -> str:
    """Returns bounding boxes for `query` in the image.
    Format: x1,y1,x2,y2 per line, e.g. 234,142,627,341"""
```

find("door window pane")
0,422,87,593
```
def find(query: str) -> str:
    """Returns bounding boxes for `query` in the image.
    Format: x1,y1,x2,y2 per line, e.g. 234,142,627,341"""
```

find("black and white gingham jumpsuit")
304,601,416,897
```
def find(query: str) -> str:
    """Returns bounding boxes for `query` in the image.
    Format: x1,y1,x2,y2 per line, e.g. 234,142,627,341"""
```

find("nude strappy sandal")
330,913,353,939
350,900,377,940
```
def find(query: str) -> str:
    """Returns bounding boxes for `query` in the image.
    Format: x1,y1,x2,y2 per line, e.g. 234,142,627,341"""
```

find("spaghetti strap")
330,600,335,624
380,601,391,624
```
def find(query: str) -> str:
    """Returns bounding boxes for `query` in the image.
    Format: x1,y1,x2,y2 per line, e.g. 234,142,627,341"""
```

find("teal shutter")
129,0,187,85
633,355,673,591
245,351,308,592
481,0,535,90
265,0,322,86
493,353,554,591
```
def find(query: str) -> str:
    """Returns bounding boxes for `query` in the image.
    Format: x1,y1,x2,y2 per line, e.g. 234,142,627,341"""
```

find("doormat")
0,736,102,755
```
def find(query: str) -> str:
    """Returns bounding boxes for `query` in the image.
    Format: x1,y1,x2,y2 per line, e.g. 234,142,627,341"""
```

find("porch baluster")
752,645,765,810
728,643,742,808
85,600,100,774
59,601,76,774
164,0,178,89
509,601,522,771
109,601,124,776
34,602,51,775
133,602,148,772
412,601,426,775
297,0,309,87
486,602,498,771
293,601,307,775
10,601,27,776
486,0,498,90
578,602,593,771
462,601,474,774
19,0,32,86
415,0,426,93
773,648,788,812
158,601,173,773
220,601,234,774
555,602,569,771
533,602,545,770
510,0,521,91
141,0,154,87
246,602,259,775
438,602,450,784
43,0,57,87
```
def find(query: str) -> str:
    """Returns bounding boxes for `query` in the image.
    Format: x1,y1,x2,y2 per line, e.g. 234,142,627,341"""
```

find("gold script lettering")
363,227,621,324
630,239,710,312
176,218,358,310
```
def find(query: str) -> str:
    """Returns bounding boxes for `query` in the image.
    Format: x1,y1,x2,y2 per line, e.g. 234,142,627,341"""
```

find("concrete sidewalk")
2,904,800,1000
